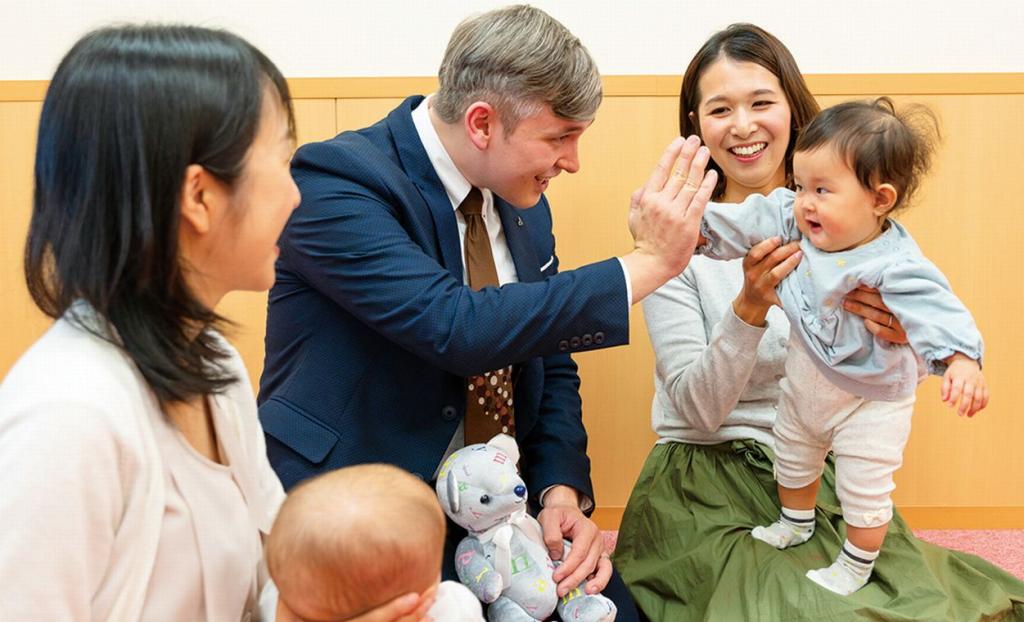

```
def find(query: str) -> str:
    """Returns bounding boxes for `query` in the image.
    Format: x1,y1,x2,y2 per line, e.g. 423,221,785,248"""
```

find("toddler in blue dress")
696,97,988,595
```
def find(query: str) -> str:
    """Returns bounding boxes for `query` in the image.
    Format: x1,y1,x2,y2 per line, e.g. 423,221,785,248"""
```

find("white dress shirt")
411,96,520,287
414,97,599,510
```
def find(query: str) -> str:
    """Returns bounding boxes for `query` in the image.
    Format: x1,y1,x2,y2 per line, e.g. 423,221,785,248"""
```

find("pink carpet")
912,530,1024,579
601,530,1024,580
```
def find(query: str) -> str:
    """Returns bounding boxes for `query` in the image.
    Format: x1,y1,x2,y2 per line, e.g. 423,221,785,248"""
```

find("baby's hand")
941,354,989,417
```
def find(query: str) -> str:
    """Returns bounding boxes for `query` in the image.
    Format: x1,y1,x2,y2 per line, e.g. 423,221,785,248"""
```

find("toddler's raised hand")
941,354,989,417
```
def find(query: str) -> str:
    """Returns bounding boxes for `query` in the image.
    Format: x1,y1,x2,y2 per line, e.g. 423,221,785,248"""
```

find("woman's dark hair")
796,97,939,213
680,23,820,199
25,24,294,405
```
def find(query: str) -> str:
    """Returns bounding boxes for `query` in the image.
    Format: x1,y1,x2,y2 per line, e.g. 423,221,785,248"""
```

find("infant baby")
264,463,483,622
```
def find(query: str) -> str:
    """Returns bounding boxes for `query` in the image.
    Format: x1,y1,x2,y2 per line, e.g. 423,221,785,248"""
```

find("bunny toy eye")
479,495,491,504
514,485,526,498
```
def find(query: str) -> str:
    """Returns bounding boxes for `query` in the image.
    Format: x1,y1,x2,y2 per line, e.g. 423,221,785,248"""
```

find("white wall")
2,0,1022,80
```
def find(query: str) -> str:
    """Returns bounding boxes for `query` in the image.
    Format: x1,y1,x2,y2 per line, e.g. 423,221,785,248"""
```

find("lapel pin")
516,216,524,227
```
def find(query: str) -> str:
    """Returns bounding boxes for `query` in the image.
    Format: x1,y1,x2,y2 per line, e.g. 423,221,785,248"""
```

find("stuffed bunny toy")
436,434,617,622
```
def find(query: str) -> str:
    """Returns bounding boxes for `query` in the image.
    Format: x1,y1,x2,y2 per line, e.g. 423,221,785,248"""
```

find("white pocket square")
539,255,555,271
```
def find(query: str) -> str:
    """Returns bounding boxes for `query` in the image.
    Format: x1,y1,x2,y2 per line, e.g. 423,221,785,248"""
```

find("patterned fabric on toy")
437,434,617,622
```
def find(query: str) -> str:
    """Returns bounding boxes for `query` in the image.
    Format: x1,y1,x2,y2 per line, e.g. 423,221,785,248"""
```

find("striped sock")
806,539,879,596
751,506,816,549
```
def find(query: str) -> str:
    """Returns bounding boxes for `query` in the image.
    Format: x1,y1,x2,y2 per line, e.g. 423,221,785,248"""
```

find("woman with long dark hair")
0,25,431,621
614,23,1024,621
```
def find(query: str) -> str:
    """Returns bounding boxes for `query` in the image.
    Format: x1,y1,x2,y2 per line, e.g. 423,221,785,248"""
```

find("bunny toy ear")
446,469,461,514
487,433,520,464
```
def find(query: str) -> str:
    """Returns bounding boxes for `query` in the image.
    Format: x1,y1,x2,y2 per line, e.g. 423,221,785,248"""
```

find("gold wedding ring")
674,167,700,191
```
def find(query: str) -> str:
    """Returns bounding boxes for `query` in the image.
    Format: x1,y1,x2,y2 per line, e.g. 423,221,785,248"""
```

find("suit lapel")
495,197,542,283
384,97,545,286
387,96,464,283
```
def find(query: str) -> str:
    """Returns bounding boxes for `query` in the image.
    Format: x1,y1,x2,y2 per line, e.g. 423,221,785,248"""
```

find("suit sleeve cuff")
538,485,594,513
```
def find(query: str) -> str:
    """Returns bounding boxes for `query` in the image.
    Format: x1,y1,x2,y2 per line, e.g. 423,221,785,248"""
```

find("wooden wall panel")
2,77,1021,527
216,98,339,389
336,98,405,132
802,94,1024,510
558,93,1024,521
543,96,679,505
0,102,49,376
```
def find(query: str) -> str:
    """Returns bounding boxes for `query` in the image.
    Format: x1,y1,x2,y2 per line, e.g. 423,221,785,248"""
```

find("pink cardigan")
0,311,285,619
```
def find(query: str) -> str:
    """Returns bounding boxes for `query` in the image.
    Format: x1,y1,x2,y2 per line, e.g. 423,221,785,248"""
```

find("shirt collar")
411,95,475,212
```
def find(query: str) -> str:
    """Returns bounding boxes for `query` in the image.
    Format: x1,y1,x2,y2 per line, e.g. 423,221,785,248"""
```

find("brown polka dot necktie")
459,187,515,443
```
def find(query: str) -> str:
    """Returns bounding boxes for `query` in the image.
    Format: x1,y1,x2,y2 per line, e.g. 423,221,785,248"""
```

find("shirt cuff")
616,257,632,309
718,303,771,344
724,299,770,334
538,485,594,513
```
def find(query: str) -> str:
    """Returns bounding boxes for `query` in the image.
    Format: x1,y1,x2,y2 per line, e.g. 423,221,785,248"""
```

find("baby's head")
266,464,446,622
791,97,939,251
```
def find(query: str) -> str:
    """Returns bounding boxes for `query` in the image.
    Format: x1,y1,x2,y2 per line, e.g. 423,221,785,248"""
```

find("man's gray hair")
433,5,602,132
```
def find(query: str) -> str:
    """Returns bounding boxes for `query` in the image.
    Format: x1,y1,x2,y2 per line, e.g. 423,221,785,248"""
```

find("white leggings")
774,341,915,529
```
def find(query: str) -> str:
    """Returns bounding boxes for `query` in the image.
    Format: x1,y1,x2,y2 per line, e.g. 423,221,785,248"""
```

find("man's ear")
465,101,497,151
873,182,898,216
179,164,213,235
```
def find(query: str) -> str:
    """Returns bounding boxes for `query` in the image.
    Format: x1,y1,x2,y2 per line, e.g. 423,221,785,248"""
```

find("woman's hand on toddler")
941,354,988,417
733,237,802,327
843,286,909,345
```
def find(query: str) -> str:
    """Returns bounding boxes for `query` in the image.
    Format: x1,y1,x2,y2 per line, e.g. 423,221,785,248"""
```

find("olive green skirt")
614,440,1024,621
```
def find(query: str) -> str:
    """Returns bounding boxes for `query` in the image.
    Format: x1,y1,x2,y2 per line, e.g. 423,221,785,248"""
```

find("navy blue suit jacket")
258,96,629,507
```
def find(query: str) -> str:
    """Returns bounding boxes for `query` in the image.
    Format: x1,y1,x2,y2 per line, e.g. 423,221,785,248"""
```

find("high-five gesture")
622,135,717,303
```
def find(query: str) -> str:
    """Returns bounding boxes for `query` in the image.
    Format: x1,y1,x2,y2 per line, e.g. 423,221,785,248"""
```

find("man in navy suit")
259,5,715,619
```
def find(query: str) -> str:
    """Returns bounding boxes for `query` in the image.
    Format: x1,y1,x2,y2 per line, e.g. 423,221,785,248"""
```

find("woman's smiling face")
694,57,793,202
